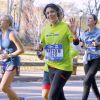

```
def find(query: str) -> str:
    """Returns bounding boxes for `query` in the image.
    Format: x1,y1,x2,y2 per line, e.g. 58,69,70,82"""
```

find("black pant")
82,57,100,100
48,66,72,100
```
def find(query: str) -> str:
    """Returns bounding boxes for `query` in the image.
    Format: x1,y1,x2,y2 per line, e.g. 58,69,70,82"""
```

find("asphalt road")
0,79,100,100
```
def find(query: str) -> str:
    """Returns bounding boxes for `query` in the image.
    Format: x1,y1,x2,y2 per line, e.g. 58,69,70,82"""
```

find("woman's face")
45,7,59,24
0,16,10,29
86,15,96,27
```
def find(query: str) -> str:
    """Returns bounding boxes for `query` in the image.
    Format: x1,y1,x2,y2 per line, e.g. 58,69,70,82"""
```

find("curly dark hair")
43,3,64,21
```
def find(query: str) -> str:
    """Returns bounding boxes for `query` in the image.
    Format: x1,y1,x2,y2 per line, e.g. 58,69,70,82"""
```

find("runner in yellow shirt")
35,3,79,100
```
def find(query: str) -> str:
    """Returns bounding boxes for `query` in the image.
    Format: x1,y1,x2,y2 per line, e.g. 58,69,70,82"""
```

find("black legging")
48,66,72,100
82,57,100,100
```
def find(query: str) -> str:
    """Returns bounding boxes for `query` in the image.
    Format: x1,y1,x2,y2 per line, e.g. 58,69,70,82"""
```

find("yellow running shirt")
41,21,73,71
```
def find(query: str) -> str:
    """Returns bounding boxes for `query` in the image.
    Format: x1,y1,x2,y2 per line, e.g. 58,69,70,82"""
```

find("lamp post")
78,10,83,37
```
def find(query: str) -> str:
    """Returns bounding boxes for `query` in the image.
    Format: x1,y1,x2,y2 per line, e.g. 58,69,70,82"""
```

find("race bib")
45,44,63,61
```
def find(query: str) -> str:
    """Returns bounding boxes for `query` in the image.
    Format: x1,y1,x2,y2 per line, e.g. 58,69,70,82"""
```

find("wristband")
73,38,79,45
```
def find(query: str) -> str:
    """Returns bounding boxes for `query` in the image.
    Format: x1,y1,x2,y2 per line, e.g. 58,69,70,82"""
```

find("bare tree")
87,0,100,16
21,0,44,45
17,0,23,31
7,0,14,15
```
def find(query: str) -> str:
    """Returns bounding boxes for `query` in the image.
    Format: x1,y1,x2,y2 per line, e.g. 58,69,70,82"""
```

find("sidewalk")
0,67,100,82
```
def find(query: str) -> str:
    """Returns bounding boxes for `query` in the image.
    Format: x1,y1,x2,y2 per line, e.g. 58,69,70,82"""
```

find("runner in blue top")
0,15,24,100
80,14,100,100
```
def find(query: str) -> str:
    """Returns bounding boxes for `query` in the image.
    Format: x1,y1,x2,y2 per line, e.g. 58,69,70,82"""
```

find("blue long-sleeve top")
80,27,100,61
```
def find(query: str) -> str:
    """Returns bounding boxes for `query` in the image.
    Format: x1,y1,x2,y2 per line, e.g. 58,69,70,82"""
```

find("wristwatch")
8,53,13,58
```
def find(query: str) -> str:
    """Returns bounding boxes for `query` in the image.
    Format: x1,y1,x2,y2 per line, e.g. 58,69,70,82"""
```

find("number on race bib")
45,44,63,61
